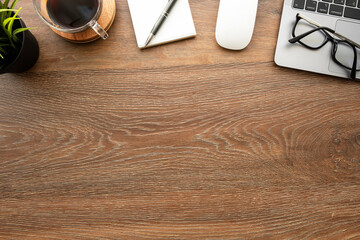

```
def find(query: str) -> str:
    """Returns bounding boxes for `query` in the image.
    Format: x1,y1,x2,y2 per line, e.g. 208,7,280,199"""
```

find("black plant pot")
0,18,39,74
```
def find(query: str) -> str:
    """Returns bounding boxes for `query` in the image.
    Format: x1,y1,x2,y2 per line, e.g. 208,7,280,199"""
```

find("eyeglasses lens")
334,42,360,70
295,19,327,48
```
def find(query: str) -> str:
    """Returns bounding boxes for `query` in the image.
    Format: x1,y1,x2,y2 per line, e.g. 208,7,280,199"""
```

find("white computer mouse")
215,0,258,50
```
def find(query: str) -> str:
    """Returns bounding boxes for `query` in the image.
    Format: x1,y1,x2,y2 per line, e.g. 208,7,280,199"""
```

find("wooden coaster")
52,0,116,43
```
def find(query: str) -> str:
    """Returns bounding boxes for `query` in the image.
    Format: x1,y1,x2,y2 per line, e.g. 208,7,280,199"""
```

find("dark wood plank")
0,0,359,239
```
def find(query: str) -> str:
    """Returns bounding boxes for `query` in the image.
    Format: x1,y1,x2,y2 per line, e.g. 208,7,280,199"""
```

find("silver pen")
144,0,178,47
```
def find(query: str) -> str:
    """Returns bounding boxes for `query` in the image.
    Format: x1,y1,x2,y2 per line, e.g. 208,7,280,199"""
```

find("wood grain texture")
1,0,360,239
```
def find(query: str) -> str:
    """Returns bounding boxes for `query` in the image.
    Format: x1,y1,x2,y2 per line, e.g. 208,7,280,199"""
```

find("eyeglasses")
288,13,360,79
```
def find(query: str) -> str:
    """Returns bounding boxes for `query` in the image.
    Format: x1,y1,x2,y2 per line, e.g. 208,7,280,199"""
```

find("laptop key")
345,0,356,7
344,7,360,19
334,0,345,4
329,4,344,15
293,0,306,9
358,0,360,7
318,2,330,13
293,0,305,9
306,0,317,11
323,0,332,2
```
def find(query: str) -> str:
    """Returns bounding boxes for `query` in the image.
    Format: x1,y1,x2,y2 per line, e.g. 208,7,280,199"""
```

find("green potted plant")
0,0,39,74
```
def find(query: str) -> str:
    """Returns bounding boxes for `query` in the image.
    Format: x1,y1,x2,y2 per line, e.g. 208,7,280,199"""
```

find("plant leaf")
13,27,35,42
3,0,11,18
3,16,15,29
3,0,11,9
0,46,8,53
10,0,18,10
13,27,34,35
0,9,14,27
8,0,19,18
0,43,11,48
3,16,19,38
1,26,11,41
0,9,15,13
7,7,21,34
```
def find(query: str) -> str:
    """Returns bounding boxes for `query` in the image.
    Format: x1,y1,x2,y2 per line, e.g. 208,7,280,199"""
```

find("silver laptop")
275,0,360,79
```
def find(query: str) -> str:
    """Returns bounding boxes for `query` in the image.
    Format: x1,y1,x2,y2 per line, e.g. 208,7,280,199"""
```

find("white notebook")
127,0,196,48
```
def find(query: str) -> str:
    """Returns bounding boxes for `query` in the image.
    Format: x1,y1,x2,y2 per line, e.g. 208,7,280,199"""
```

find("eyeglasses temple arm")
333,32,360,49
298,13,322,27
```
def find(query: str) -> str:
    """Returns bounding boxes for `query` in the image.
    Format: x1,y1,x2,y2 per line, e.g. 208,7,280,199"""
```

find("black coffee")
47,0,99,28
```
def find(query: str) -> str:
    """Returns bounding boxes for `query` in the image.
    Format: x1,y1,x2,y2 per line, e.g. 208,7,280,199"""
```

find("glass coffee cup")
33,0,108,40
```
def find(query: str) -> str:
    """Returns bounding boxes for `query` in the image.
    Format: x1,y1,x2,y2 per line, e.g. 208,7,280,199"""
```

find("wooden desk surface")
1,0,360,239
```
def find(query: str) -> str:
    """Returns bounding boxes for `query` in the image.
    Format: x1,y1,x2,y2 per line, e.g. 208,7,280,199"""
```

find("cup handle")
90,20,109,40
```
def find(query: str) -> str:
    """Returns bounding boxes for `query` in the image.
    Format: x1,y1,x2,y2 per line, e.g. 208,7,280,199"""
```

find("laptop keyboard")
293,0,360,20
